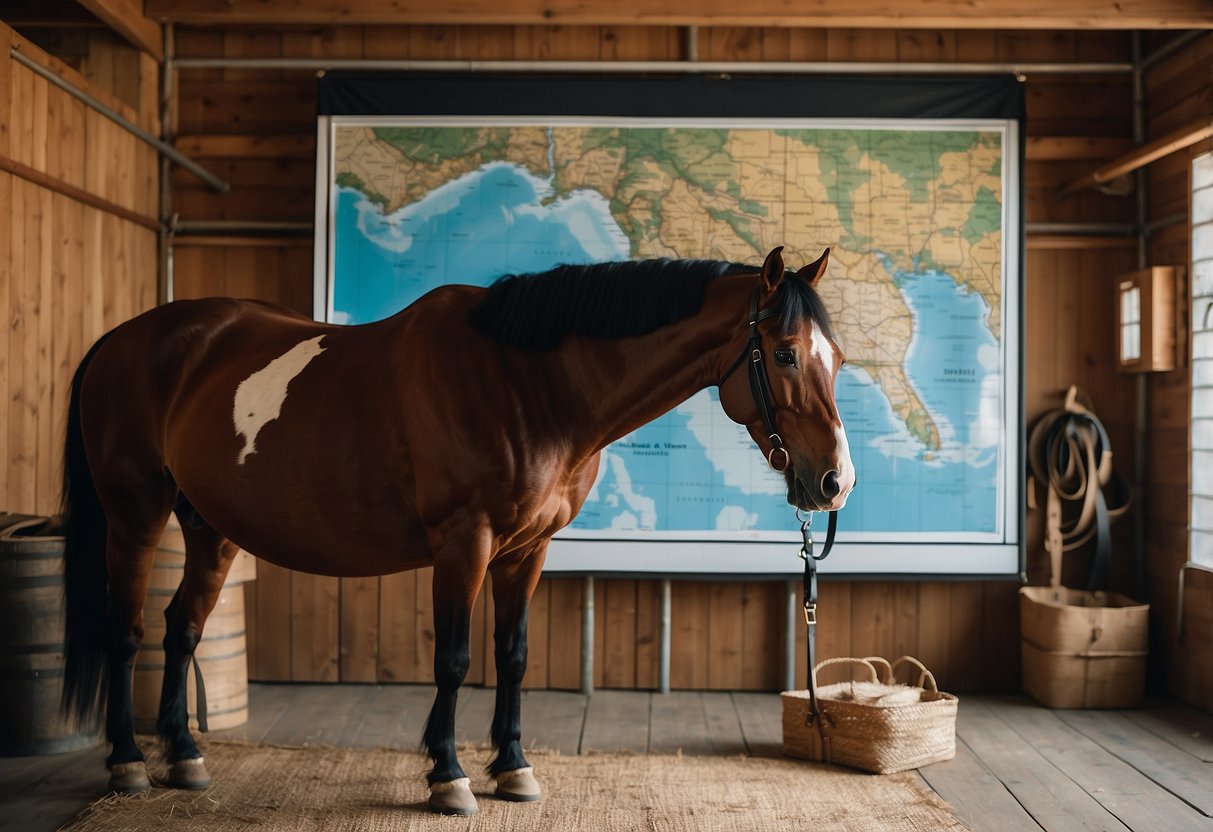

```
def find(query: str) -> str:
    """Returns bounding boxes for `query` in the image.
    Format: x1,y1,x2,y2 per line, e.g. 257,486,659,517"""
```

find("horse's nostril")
821,470,840,499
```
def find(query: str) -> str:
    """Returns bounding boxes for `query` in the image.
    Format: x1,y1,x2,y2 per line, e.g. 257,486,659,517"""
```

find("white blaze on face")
808,320,854,502
233,335,326,465
808,321,836,377
834,423,856,504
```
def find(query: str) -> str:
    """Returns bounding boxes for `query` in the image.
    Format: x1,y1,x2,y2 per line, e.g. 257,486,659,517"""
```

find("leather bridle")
718,282,793,472
717,278,839,726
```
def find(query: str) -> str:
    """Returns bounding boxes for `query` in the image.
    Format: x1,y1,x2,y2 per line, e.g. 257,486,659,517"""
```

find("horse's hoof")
495,766,542,802
167,756,212,790
428,777,478,815
108,761,151,794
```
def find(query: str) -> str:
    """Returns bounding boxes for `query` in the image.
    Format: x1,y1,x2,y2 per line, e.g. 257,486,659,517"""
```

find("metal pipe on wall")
683,26,699,63
581,576,595,696
659,579,672,694
173,220,314,235
9,47,230,195
784,579,798,692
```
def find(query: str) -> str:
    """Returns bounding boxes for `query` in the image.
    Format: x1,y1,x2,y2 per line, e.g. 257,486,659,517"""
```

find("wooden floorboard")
522,690,587,755
649,691,714,755
0,747,99,802
1055,709,1213,818
579,689,650,753
1122,700,1213,763
731,691,782,758
259,683,370,747
0,745,109,832
6,687,1213,832
917,737,1045,832
956,698,1130,832
455,685,496,746
702,691,748,756
347,685,434,750
986,696,1213,832
211,682,298,744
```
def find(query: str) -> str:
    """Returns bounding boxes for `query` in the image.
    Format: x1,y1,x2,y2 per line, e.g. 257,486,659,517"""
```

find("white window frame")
1190,151,1213,568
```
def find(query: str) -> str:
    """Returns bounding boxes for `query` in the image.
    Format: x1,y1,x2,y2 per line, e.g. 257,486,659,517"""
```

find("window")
1120,283,1141,363
1191,151,1213,567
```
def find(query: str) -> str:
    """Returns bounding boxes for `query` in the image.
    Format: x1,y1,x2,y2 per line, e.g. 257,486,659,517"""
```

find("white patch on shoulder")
809,321,836,377
233,335,326,465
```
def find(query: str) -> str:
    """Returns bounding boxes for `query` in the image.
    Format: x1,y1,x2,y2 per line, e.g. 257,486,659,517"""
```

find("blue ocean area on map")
834,268,1000,534
332,162,1001,535
333,163,628,324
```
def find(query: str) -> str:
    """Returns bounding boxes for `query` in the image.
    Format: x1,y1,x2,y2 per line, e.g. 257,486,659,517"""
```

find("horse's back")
79,297,433,573
75,286,575,577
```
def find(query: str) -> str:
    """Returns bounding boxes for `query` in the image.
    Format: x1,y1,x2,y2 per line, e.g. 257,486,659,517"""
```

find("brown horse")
60,246,854,814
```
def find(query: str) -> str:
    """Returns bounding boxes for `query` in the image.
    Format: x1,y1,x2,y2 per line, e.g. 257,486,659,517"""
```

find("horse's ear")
796,247,830,288
759,246,785,299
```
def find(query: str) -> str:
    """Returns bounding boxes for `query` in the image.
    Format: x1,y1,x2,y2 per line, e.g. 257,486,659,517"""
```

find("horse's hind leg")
155,503,239,789
100,495,174,793
488,543,547,802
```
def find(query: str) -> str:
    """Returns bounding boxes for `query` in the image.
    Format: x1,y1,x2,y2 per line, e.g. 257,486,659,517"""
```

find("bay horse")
60,245,854,815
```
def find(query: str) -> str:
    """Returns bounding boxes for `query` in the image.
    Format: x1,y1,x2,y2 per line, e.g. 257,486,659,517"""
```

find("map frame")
312,73,1025,579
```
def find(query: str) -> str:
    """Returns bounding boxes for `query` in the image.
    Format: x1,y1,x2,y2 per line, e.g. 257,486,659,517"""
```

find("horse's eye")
774,349,797,367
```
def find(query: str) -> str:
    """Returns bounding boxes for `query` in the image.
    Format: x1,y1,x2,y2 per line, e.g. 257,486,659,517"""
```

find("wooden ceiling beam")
144,0,1213,28
76,0,162,60
1060,117,1213,196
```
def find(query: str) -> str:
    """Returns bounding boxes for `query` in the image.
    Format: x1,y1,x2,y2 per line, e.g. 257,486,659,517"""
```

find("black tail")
61,332,115,726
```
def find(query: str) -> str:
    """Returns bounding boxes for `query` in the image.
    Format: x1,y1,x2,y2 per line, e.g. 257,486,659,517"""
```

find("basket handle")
813,656,881,685
861,656,895,684
889,655,939,692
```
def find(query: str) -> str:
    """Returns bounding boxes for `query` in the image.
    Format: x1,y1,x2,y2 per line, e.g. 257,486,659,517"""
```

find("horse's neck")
553,273,755,454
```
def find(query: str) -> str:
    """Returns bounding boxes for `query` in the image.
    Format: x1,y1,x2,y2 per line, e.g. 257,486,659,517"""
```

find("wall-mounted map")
315,75,1023,576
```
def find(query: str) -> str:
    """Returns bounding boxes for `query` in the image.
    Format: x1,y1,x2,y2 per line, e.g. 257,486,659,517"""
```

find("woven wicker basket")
782,656,958,774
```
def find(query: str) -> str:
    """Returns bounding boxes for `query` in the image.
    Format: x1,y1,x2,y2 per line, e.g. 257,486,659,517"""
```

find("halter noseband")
719,283,789,472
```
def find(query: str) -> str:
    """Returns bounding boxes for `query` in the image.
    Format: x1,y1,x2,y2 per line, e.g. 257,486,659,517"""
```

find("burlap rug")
62,742,967,831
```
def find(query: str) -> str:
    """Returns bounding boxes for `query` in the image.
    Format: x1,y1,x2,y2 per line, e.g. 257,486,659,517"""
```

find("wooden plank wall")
171,25,1142,692
0,23,159,517
1144,33,1213,709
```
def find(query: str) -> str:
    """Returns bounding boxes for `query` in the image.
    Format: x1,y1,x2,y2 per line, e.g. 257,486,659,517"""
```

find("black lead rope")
801,509,838,726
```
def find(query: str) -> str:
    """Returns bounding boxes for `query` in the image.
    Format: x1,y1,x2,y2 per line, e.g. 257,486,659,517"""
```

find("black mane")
467,258,831,351
777,269,834,341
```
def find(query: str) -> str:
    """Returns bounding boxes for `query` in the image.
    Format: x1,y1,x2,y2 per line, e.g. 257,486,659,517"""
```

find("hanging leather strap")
192,654,209,733
801,510,838,725
1027,385,1131,592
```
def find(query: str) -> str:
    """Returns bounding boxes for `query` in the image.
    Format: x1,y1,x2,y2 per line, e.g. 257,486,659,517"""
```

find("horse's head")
719,247,856,513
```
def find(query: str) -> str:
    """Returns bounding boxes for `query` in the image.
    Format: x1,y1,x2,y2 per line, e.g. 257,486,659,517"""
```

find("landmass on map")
333,124,1004,452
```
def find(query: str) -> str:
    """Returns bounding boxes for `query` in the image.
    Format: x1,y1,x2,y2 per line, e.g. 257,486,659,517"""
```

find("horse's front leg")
423,524,490,816
488,542,547,802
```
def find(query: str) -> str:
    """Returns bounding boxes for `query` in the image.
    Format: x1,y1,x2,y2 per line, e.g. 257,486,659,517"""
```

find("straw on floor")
62,741,967,832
